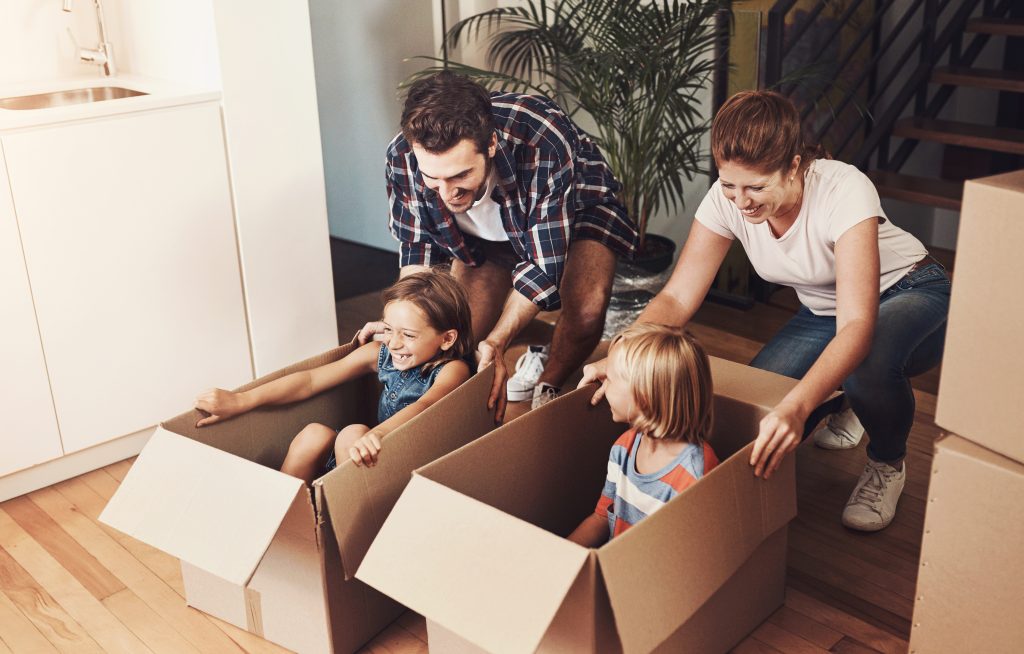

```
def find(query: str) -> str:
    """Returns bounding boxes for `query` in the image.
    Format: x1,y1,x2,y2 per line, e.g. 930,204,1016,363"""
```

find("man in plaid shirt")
362,72,638,421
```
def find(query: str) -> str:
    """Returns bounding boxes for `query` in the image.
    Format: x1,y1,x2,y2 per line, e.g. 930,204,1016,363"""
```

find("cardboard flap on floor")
319,367,496,579
356,473,590,654
100,427,305,586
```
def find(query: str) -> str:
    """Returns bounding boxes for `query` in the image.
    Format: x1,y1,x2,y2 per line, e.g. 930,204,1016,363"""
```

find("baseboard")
0,426,153,502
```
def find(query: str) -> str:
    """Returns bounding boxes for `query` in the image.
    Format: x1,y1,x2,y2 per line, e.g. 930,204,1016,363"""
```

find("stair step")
892,117,1024,155
966,17,1024,37
867,171,963,211
932,66,1024,93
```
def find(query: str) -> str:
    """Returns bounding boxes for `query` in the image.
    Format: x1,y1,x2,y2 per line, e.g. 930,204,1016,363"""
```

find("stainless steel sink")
0,86,147,110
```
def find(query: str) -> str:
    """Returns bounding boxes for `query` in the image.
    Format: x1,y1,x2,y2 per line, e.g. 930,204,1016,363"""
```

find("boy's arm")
347,360,471,466
567,513,610,548
196,342,381,426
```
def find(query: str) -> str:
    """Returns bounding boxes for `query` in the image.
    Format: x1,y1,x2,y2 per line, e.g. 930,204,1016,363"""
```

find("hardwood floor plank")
767,605,844,650
52,477,185,597
750,620,830,653
206,615,293,654
101,588,200,654
396,610,428,643
786,584,908,650
0,581,61,653
831,636,884,653
788,531,917,601
103,459,135,483
731,637,786,653
0,508,151,654
27,485,246,653
2,495,124,601
358,621,429,654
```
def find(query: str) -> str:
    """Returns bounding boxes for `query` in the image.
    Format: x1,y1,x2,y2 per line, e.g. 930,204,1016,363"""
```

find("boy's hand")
194,389,246,427
578,358,609,405
349,432,383,467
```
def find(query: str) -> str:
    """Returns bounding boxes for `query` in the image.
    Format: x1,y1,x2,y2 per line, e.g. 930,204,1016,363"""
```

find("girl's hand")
577,358,609,405
349,432,383,467
354,321,386,345
749,401,809,479
194,389,247,427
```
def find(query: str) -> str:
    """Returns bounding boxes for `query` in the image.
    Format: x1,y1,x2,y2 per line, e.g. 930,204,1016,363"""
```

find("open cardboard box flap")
357,473,591,654
319,367,496,579
100,427,305,586
597,440,796,653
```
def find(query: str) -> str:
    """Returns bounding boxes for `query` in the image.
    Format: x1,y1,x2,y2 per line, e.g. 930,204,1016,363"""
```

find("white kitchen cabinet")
0,148,63,476
3,102,252,454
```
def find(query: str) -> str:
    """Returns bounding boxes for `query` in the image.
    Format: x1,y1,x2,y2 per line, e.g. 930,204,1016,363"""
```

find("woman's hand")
194,389,248,427
749,401,809,479
354,321,386,345
577,357,609,405
349,432,383,467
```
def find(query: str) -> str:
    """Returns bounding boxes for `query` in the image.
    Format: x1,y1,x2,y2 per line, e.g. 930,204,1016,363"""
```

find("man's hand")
194,389,247,427
349,432,383,467
749,401,808,479
354,321,387,345
578,358,610,405
477,340,508,424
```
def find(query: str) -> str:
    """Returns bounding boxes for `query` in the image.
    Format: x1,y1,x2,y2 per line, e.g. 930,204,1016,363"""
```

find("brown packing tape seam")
245,586,264,637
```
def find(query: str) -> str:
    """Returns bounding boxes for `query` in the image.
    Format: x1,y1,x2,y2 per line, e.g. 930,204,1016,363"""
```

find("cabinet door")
4,103,253,454
0,150,63,475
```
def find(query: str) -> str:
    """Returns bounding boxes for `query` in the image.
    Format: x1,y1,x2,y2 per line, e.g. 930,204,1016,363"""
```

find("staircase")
732,0,1023,215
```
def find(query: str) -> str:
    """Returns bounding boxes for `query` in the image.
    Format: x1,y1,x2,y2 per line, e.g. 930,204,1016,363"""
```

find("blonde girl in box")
194,270,473,484
569,324,719,547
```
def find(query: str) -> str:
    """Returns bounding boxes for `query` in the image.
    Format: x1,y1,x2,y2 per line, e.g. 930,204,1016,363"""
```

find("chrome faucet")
63,0,116,77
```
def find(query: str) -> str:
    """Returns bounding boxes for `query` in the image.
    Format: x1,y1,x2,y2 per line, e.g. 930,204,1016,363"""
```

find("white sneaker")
842,460,906,532
507,345,548,402
531,383,560,410
812,407,865,450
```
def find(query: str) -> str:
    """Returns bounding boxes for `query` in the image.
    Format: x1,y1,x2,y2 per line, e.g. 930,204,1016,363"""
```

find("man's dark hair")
401,72,494,154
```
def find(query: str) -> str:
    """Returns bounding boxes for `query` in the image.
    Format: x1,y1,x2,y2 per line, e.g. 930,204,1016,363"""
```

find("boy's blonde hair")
610,323,713,443
382,269,473,373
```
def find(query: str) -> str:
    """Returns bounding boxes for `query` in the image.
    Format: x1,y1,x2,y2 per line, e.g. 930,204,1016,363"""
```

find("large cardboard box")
910,434,1024,653
357,357,801,654
100,343,496,653
935,170,1024,464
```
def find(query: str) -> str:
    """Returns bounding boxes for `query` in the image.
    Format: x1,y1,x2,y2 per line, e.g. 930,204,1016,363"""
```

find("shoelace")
534,386,559,406
850,465,896,512
514,351,546,379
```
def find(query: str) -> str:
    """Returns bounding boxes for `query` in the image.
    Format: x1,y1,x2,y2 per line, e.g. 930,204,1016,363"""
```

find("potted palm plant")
407,0,724,273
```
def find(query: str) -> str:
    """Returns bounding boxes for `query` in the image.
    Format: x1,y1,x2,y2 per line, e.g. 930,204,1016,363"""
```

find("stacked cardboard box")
911,170,1024,653
100,342,498,654
358,357,803,653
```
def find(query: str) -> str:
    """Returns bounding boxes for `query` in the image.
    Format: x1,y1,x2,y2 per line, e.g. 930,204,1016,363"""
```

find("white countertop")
0,75,221,132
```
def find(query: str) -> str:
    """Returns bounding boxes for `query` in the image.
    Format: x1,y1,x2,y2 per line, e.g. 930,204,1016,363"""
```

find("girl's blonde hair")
381,269,473,373
610,323,713,443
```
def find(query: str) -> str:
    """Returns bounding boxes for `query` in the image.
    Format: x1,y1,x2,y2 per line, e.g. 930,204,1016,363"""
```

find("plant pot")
617,232,676,275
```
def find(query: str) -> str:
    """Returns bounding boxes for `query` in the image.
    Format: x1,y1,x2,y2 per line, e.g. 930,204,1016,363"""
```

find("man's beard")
445,158,492,211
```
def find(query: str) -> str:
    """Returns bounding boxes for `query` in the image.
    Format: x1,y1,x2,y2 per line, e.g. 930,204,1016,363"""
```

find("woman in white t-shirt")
581,91,950,532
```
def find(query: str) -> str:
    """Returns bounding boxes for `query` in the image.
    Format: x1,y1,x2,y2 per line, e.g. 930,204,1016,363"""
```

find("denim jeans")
749,263,951,463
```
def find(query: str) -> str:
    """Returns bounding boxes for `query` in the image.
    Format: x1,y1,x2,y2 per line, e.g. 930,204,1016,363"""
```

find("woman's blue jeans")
749,263,951,463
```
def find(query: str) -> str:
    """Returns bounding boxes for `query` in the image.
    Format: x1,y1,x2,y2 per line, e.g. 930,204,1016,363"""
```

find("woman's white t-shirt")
694,159,928,316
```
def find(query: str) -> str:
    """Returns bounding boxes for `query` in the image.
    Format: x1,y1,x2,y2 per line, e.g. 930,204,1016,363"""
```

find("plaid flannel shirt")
386,92,638,311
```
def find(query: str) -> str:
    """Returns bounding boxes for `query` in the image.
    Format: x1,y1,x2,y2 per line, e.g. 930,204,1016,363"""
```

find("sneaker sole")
507,388,534,402
813,436,863,451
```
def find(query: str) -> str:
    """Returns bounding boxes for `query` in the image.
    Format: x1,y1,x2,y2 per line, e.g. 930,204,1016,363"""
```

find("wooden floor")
0,288,943,654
